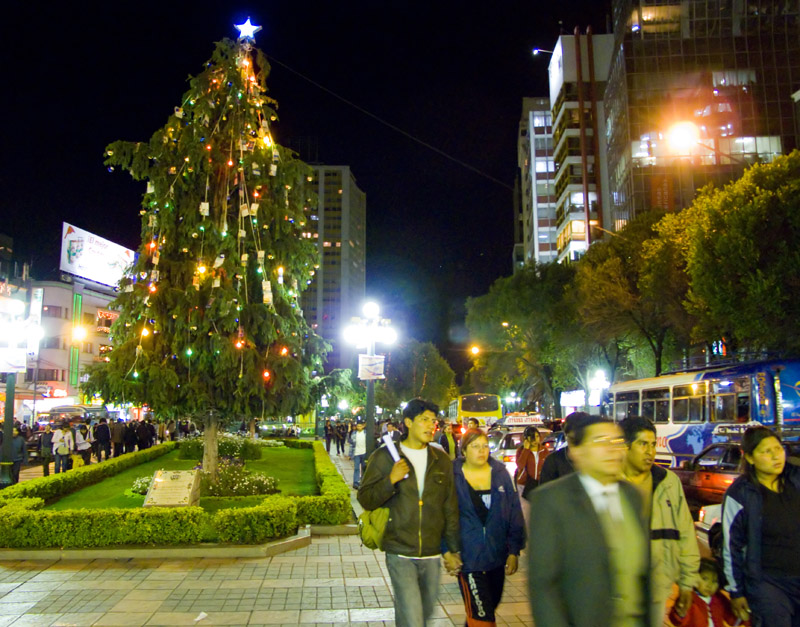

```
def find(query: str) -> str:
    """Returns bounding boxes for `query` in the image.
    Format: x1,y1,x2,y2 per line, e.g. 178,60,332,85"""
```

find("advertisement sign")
60,223,135,287
0,347,26,373
28,287,43,358
358,354,386,380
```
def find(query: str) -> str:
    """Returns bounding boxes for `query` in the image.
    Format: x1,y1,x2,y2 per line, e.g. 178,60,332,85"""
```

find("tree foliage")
376,340,456,411
84,37,328,476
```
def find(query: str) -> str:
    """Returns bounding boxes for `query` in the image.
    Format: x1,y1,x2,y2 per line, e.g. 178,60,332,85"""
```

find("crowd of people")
0,417,200,481
349,400,798,627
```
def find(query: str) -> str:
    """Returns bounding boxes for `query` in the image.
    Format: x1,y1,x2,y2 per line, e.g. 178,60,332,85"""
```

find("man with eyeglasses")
620,416,699,627
358,398,462,627
528,414,652,627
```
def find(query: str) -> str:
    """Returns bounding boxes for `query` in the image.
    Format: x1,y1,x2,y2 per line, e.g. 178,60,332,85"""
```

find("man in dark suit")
528,415,651,627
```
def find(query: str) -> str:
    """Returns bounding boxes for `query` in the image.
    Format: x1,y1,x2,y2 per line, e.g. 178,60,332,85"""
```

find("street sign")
358,354,385,380
0,348,26,374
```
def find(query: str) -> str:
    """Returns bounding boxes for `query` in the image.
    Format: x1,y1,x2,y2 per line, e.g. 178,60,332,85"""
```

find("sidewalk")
0,443,535,626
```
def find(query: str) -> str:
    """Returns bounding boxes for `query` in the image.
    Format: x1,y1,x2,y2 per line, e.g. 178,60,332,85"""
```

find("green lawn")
45,446,317,511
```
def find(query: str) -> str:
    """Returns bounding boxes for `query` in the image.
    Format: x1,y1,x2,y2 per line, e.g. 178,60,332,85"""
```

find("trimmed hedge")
177,435,263,461
0,440,349,548
214,495,297,543
0,506,209,548
0,442,176,503
292,441,350,525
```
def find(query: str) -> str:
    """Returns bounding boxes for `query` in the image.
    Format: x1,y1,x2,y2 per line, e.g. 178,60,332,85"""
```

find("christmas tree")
86,20,328,478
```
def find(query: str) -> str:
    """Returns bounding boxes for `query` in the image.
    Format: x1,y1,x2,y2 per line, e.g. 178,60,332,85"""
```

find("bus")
37,405,113,427
609,359,800,466
448,393,503,431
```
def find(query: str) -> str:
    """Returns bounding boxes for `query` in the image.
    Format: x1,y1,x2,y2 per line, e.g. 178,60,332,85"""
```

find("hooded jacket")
722,463,800,599
358,444,460,558
453,456,525,572
649,464,700,602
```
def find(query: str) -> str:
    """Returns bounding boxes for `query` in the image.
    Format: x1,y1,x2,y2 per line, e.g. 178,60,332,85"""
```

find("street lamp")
666,121,750,166
343,302,396,455
470,345,480,355
532,48,554,56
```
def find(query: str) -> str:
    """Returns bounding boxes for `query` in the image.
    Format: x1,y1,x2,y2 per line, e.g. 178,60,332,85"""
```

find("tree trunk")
202,411,219,482
249,418,256,439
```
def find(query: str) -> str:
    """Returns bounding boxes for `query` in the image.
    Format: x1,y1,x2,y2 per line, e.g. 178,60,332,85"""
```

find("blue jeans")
54,453,69,474
385,553,441,627
352,454,366,487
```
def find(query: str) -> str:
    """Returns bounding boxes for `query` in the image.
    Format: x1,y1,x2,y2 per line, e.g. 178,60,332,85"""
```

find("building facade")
605,0,800,225
517,97,558,267
547,32,616,262
300,165,366,371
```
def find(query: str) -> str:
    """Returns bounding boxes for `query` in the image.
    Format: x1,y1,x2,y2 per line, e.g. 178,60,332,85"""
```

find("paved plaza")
0,446,535,626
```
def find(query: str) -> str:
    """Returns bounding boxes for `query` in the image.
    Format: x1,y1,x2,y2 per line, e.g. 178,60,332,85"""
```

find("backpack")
357,507,390,550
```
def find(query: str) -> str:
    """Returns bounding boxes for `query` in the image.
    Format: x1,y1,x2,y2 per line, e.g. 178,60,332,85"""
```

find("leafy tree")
574,212,689,376
663,151,800,355
465,263,579,417
84,32,327,478
376,340,456,411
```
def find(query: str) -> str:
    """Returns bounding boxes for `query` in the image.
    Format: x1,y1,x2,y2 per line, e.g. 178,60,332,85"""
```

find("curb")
311,523,358,536
0,525,311,561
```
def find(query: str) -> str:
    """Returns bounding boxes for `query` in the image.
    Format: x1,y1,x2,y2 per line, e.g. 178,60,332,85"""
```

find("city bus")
609,359,800,466
448,393,503,431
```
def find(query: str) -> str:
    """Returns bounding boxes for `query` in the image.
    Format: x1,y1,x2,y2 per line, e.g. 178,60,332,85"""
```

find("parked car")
675,440,800,509
695,503,723,559
491,429,552,480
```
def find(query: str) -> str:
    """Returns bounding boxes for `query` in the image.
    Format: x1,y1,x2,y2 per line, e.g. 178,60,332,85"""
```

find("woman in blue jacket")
722,426,800,626
453,429,525,626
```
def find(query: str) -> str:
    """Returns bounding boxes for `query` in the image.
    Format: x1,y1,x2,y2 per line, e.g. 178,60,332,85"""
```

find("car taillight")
698,509,705,523
503,455,515,463
460,427,466,434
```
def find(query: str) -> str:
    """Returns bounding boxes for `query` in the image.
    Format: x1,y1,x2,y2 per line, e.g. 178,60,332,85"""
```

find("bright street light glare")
362,301,380,319
72,326,88,342
338,399,349,410
470,345,480,355
379,327,398,345
667,121,700,154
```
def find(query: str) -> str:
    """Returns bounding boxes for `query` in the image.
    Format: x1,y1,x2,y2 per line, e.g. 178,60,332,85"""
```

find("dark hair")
571,415,613,447
461,429,488,453
619,416,656,446
467,417,480,426
523,426,540,441
563,411,591,438
698,557,720,580
741,426,784,487
402,398,439,421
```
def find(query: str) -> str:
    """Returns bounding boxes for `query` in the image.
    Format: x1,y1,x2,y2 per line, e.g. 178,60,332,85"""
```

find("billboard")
60,223,135,288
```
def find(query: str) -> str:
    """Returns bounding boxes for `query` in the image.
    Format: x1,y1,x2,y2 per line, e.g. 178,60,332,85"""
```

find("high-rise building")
517,97,558,266
548,32,616,262
301,165,366,371
605,0,800,225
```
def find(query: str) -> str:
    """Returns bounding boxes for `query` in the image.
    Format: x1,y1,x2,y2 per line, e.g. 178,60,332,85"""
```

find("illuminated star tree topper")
235,18,262,41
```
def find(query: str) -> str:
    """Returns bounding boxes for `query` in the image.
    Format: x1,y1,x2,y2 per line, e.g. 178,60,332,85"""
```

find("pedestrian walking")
538,411,588,486
335,421,347,455
94,418,112,462
124,421,138,453
620,417,699,626
358,398,462,627
527,414,651,627
111,419,125,457
438,422,459,460
136,420,151,450
324,420,334,453
38,424,54,476
515,425,543,527
453,429,525,626
1,426,29,484
51,423,74,474
348,418,368,488
722,426,800,626
75,424,93,465
668,558,749,627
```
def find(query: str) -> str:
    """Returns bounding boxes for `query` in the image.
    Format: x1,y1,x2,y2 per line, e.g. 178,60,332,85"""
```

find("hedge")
0,440,349,548
0,506,209,548
177,435,263,461
292,441,350,525
0,442,176,503
214,495,297,544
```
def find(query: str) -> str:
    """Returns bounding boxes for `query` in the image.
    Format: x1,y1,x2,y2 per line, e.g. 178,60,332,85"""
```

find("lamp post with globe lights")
343,302,397,455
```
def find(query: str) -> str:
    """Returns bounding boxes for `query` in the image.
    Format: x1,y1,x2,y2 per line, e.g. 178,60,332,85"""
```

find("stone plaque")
143,470,200,508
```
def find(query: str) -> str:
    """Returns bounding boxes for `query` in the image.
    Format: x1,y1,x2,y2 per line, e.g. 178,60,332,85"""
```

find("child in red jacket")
669,558,749,627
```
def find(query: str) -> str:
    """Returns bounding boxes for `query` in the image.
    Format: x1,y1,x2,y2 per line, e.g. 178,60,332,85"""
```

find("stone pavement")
0,442,535,626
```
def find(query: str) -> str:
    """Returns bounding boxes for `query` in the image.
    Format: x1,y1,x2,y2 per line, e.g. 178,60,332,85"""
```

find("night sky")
2,1,608,374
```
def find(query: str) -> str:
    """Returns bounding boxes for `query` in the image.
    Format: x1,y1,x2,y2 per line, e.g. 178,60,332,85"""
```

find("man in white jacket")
51,423,75,474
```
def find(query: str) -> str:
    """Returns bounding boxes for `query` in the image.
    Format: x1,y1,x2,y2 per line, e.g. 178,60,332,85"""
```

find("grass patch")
44,446,317,511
